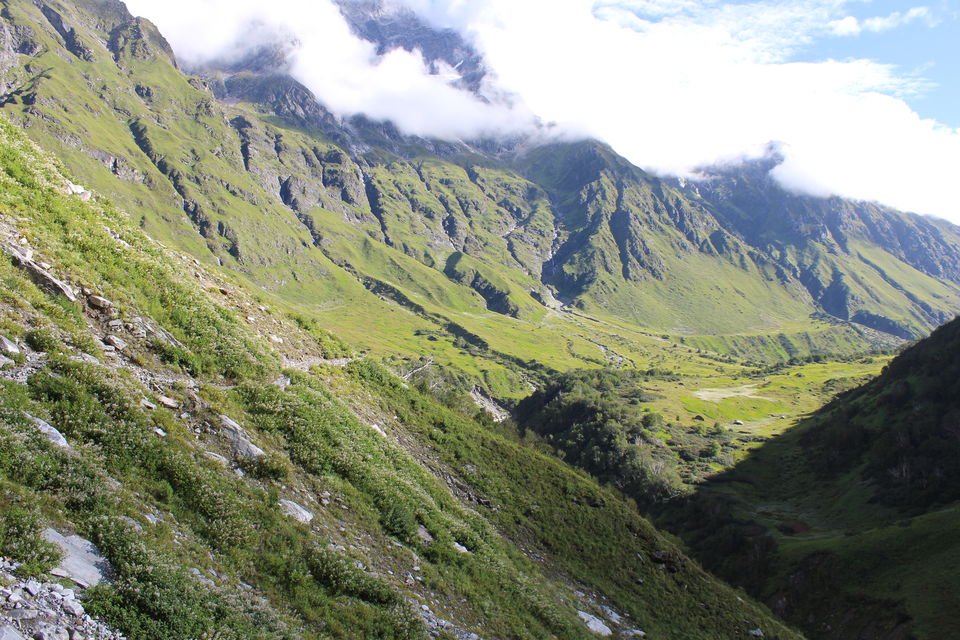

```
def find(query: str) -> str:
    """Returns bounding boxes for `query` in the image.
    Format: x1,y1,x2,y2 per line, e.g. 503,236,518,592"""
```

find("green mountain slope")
0,111,805,638
0,0,958,379
656,317,960,639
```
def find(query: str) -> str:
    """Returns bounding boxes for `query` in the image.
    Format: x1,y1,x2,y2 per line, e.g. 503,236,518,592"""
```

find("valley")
0,1,958,639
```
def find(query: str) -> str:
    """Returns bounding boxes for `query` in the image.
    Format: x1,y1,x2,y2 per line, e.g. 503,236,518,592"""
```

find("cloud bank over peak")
124,0,960,223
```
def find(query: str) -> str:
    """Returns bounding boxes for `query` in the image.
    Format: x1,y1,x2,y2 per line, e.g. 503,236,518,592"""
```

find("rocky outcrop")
4,245,77,302
38,5,93,62
0,559,123,640
220,415,265,459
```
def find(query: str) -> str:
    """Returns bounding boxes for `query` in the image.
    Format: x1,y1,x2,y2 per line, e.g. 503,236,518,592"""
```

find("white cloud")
122,0,533,140
830,6,935,36
123,0,960,222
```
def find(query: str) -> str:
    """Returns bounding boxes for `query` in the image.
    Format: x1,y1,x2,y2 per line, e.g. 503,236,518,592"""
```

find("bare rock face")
220,414,266,459
3,245,77,302
279,499,314,524
42,529,110,588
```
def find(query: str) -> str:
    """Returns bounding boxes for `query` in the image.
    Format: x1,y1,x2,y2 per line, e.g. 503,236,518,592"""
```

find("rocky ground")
0,559,123,640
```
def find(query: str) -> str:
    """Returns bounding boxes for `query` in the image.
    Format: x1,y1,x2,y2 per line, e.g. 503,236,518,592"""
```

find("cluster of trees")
516,369,718,506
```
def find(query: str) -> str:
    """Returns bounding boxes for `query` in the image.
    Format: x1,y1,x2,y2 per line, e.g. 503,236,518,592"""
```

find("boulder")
220,414,265,458
279,499,314,524
5,245,77,302
103,335,128,351
0,335,20,356
157,395,178,409
577,611,612,637
87,295,113,310
42,529,110,588
416,525,434,545
24,413,69,449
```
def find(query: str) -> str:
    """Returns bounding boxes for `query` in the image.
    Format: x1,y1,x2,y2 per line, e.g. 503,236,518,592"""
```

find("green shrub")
23,327,65,354
239,452,290,482
0,506,64,576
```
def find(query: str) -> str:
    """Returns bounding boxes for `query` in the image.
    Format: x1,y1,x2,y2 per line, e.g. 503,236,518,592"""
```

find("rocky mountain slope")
0,0,958,383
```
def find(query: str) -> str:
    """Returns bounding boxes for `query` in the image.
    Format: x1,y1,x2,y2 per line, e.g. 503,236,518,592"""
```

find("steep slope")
0,0,958,375
0,96,806,638
656,318,960,639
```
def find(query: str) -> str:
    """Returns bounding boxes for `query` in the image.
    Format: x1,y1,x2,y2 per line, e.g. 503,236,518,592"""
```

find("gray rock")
0,355,13,368
61,598,84,617
86,296,112,310
0,625,28,640
220,415,264,459
621,630,646,638
24,413,69,449
577,611,612,637
203,451,228,465
279,499,314,524
4,245,77,302
42,529,110,588
750,630,764,638
0,335,20,356
452,542,471,554
103,335,127,351
3,609,39,621
601,606,622,624
23,580,41,596
416,525,434,545
156,396,178,409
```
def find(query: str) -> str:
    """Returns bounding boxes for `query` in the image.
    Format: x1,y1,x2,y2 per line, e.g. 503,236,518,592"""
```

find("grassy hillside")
656,318,960,639
0,114,805,638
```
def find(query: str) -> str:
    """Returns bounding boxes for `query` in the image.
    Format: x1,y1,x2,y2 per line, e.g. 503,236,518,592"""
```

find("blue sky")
793,0,958,127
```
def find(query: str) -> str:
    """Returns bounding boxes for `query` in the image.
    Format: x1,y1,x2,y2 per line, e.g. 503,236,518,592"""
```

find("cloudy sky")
123,0,960,222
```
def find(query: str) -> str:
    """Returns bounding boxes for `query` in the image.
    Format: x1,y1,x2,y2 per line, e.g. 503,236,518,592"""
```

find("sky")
123,0,960,222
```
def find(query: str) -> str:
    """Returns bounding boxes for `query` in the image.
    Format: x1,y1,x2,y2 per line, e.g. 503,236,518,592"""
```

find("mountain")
0,103,801,639
2,0,960,383
654,316,960,639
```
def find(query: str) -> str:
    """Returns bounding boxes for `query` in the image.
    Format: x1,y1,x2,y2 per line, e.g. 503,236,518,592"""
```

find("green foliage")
0,504,64,576
289,314,354,359
514,368,746,505
802,317,960,509
23,327,66,354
